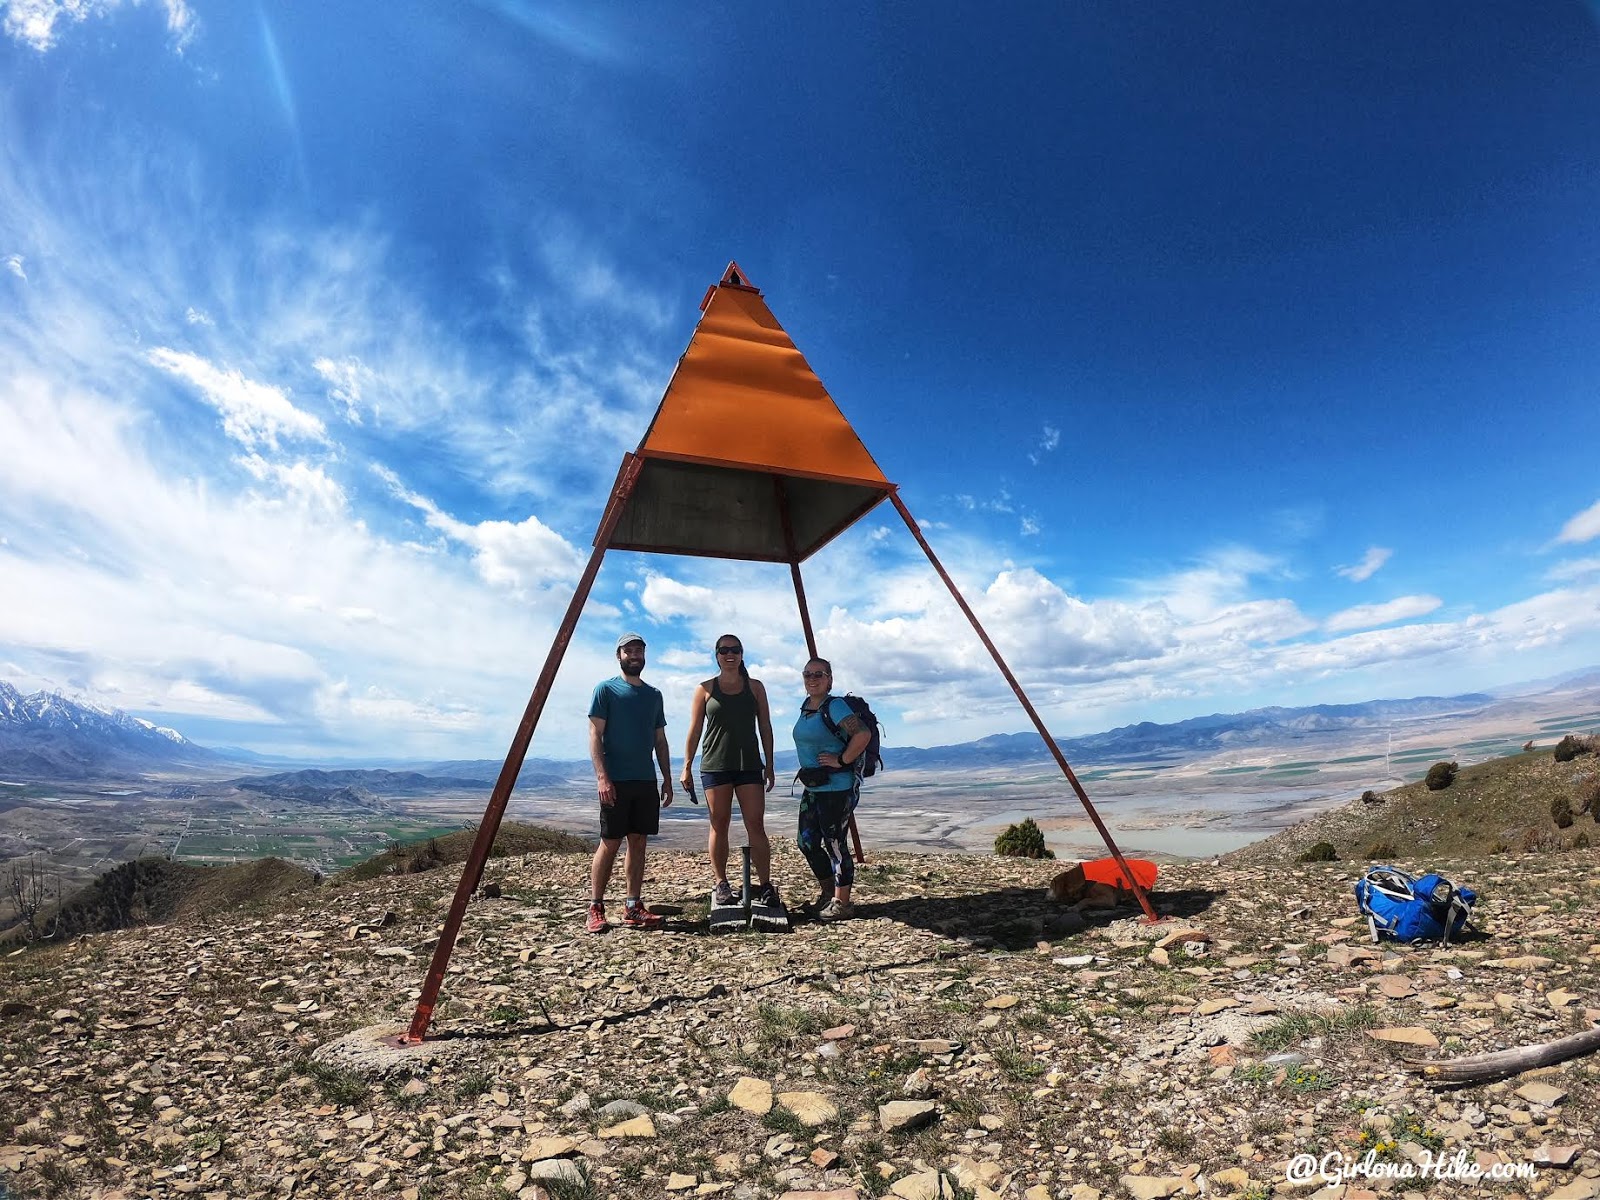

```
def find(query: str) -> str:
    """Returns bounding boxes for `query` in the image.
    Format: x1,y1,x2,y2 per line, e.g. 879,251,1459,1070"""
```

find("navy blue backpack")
1354,865,1476,945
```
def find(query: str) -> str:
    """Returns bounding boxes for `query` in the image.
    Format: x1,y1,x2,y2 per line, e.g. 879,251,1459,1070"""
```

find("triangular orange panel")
640,284,888,487
607,267,894,562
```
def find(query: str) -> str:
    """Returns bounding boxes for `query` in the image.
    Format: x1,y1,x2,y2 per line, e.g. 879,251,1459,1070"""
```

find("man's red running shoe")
585,903,609,934
622,902,664,929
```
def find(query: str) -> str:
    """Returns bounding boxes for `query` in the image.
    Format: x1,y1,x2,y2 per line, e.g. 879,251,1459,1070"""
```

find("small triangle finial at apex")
719,261,757,291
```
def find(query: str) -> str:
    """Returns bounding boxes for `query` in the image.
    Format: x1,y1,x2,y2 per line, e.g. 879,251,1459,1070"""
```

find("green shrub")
1551,796,1575,829
994,818,1054,859
1360,790,1382,805
1365,841,1397,860
1297,841,1338,863
1574,832,1591,850
1424,761,1457,791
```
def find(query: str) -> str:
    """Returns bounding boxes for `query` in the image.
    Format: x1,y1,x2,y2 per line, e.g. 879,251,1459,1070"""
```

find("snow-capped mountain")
0,681,220,778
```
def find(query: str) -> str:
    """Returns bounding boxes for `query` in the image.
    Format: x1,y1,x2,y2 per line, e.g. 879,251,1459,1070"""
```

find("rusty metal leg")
889,492,1159,922
399,455,644,1043
774,477,818,661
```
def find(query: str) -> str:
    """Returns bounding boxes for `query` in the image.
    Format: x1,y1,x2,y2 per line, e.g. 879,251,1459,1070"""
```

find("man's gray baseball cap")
616,632,646,650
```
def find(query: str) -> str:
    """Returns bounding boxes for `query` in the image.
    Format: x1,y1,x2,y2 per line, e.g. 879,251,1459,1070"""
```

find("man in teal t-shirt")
585,632,673,934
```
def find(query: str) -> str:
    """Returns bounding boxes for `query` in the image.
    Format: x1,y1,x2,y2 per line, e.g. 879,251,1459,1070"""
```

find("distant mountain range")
0,676,1550,784
0,681,223,778
883,694,1505,769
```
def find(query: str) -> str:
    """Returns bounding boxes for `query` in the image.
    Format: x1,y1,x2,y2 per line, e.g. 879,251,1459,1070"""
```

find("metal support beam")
774,476,817,660
399,454,645,1044
889,491,1159,922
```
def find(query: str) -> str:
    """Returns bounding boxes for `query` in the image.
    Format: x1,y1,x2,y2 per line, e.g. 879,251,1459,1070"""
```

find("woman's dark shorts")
700,769,764,790
599,779,660,839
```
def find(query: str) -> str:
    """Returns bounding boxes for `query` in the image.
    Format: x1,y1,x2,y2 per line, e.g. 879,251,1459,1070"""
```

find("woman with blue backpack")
793,657,872,920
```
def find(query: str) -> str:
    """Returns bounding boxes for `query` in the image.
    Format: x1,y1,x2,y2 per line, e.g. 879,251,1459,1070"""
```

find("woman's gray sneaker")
819,898,855,920
713,880,735,906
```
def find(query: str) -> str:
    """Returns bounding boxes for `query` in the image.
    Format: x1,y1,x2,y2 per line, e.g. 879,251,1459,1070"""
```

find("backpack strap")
817,696,847,746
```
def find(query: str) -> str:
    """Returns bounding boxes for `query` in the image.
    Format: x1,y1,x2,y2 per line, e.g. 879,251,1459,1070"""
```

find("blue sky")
3,1,1599,761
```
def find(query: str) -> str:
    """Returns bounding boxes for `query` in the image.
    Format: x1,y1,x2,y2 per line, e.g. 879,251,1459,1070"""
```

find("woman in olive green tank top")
680,633,778,905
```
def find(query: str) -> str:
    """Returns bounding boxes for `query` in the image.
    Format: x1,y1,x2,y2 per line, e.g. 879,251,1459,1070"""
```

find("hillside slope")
1228,748,1600,867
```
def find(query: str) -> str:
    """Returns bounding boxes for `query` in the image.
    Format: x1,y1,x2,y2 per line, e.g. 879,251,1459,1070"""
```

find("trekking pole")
848,813,865,864
741,845,752,926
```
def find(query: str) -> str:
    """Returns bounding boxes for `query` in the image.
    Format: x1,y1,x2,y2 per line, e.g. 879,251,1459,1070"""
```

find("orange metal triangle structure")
610,262,893,562
394,262,1160,1047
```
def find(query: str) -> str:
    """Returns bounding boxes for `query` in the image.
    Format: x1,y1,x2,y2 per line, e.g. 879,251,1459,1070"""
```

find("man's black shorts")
599,778,661,839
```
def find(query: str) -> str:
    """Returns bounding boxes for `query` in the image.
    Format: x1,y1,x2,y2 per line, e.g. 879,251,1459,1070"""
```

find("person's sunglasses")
802,671,829,679
717,646,742,655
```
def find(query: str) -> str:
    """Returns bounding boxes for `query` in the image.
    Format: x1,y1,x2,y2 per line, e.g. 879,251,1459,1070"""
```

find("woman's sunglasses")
717,645,743,655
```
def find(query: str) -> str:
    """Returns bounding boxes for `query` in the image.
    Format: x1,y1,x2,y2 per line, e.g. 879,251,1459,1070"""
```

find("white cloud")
3,0,194,52
1020,516,1041,536
1546,557,1600,583
1557,498,1600,545
236,454,347,514
1132,546,1280,623
4,254,24,280
639,574,716,621
148,348,327,450
952,490,1014,514
184,306,213,326
314,356,374,423
1027,424,1061,465
1336,546,1392,582
377,467,584,595
1324,594,1443,634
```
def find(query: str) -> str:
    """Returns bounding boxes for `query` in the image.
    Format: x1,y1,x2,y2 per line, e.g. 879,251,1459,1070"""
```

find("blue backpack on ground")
819,693,883,778
1354,865,1476,945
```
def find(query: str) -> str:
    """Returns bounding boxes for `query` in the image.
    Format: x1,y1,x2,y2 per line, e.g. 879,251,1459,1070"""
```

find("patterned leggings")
796,787,856,888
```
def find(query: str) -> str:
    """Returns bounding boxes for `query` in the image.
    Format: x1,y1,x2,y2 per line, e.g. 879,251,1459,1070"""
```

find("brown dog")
1047,857,1158,910
1047,864,1123,909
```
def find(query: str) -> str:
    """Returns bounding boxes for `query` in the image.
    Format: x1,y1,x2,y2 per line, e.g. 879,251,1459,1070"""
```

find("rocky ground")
2,842,1598,1200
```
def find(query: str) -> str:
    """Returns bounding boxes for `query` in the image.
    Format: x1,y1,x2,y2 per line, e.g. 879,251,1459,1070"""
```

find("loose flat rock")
890,1170,953,1200
1532,1145,1582,1167
777,1091,838,1127
1368,1027,1439,1048
880,1100,938,1133
1515,1081,1568,1106
1121,1177,1186,1200
596,1114,656,1139
521,1136,578,1161
525,1158,585,1186
729,1076,774,1115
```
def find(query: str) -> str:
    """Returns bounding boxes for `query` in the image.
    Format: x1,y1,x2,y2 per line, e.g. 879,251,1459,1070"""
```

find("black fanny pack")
797,766,834,787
